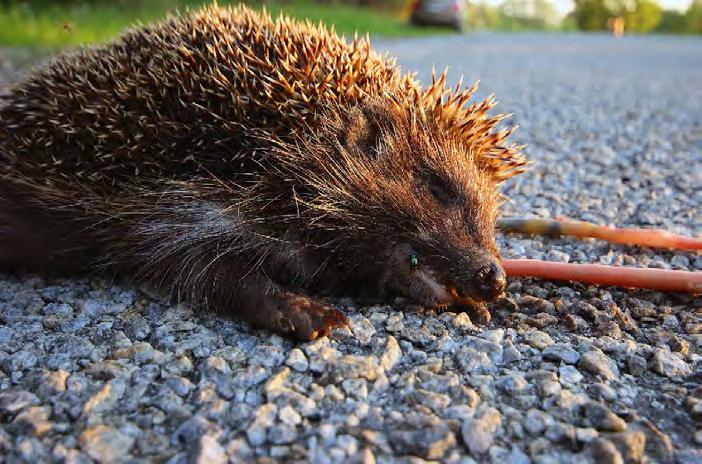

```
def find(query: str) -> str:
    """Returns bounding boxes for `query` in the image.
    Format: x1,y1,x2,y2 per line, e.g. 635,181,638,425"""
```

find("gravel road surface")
0,34,700,463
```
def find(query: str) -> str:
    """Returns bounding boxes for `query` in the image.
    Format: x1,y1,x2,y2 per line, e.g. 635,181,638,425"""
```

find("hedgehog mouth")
416,265,482,309
416,267,452,304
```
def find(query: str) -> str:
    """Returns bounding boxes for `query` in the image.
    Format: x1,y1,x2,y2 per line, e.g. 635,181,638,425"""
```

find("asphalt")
0,33,700,463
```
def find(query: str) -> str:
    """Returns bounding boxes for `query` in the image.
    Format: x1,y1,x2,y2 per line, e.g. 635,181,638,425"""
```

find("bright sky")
484,0,693,17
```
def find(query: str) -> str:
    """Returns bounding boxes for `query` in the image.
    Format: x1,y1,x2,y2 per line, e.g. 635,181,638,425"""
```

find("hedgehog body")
0,5,525,338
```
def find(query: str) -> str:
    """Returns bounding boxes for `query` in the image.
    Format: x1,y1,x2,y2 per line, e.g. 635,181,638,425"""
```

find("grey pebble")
190,434,226,464
390,425,456,460
649,348,692,378
583,402,627,432
79,425,135,463
284,348,309,372
0,389,39,415
462,407,502,455
579,351,620,380
543,344,581,365
524,330,554,350
558,365,584,385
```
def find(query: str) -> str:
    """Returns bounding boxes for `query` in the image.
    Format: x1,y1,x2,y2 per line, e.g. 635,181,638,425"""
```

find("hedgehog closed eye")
428,182,453,205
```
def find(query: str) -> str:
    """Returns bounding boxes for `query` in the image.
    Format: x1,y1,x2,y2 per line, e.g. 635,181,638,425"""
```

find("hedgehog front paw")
276,293,348,340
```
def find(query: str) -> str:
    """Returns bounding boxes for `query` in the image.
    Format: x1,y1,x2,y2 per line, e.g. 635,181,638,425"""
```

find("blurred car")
410,0,466,31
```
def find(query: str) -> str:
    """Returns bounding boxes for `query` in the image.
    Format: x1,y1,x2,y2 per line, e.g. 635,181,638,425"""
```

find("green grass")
0,1,452,48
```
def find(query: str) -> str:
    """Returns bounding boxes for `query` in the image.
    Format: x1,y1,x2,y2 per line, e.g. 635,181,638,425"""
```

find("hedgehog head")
276,94,522,308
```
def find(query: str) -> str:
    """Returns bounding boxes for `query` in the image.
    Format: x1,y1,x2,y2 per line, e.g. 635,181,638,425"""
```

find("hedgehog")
0,5,527,340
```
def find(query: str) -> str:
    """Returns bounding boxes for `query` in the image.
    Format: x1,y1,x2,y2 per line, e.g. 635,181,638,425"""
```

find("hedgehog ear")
342,106,382,158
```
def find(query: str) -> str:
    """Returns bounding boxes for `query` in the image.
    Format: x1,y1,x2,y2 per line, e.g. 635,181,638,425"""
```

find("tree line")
337,0,702,33
570,0,702,33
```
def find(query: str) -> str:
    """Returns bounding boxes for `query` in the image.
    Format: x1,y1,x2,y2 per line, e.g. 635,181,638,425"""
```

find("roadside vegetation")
0,0,448,47
0,0,700,47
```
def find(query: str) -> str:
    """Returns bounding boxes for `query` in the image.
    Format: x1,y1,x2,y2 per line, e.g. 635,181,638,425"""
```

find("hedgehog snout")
470,262,506,301
450,258,506,303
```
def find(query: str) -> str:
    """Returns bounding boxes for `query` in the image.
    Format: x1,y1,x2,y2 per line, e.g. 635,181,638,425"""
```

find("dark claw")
467,304,491,324
276,294,348,340
306,306,348,340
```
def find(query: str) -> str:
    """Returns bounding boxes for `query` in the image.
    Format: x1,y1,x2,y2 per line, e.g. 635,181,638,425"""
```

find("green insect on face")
409,254,419,271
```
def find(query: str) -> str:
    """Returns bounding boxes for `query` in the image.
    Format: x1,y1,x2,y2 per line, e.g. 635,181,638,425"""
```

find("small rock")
15,437,47,462
456,347,496,374
576,427,599,443
558,365,584,385
11,406,52,437
526,313,558,328
523,409,553,435
677,449,702,464
649,348,692,378
41,370,70,395
521,295,556,314
667,335,690,356
247,403,278,447
279,405,302,426
579,351,620,380
461,407,502,455
524,329,554,350
694,429,702,446
79,425,135,462
452,312,476,331
564,314,589,332
268,423,298,445
82,379,126,416
538,379,562,398
546,250,570,263
171,416,220,446
52,445,88,463
589,438,624,464
609,431,646,463
330,355,379,381
390,425,456,460
465,336,504,364
591,383,617,402
687,397,702,417
528,437,552,456
609,306,638,333
137,430,169,456
671,255,690,269
341,378,368,400
284,349,309,372
574,301,600,321
543,344,581,364
0,390,39,415
584,403,627,432
385,314,405,332
165,376,192,397
502,340,522,363
112,341,161,364
626,354,647,376
596,320,622,339
190,434,226,464
408,389,451,412
350,316,376,344
545,421,576,444
496,373,529,395
379,335,402,371
508,445,530,464
225,438,253,461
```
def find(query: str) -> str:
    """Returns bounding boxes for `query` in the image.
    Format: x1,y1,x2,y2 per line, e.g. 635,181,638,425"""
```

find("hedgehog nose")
473,262,506,301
